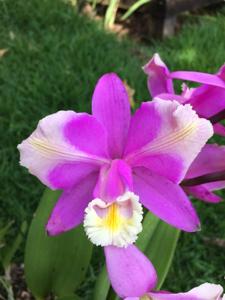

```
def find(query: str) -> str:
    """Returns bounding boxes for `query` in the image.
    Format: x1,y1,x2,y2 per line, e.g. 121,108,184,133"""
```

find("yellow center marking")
102,203,123,232
141,295,152,300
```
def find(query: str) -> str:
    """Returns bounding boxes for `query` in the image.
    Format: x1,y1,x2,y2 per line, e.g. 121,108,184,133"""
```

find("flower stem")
209,108,225,124
181,170,225,186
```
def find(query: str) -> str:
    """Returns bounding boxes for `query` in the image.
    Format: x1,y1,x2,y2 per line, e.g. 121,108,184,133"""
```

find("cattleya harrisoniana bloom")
18,73,213,291
123,283,224,300
143,53,225,136
144,54,225,202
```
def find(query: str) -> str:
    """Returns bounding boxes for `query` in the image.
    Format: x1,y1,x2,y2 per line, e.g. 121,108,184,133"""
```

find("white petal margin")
83,192,143,247
126,99,213,183
187,283,224,300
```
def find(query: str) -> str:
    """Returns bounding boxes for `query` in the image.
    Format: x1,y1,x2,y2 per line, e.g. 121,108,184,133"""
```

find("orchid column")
18,73,213,298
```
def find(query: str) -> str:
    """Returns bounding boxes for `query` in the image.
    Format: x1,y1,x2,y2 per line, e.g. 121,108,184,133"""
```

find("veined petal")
92,73,131,158
104,245,157,298
143,53,174,97
133,167,200,232
46,172,98,235
171,71,225,88
125,99,213,183
18,111,109,189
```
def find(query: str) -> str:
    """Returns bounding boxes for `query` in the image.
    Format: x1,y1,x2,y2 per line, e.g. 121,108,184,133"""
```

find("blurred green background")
0,0,225,298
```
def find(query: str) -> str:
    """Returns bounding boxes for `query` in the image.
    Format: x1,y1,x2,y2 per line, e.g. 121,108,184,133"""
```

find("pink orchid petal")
94,159,133,202
18,111,109,189
156,93,187,104
187,84,225,118
186,144,225,179
184,186,222,203
148,283,224,300
46,172,98,235
171,71,225,89
125,99,213,183
133,167,200,232
143,53,174,97
92,73,131,158
213,123,225,137
104,245,157,298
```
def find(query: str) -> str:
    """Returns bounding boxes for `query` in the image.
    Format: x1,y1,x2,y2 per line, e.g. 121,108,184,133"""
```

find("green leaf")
93,265,110,300
121,0,151,20
104,0,120,29
2,221,28,270
142,213,180,289
25,189,93,299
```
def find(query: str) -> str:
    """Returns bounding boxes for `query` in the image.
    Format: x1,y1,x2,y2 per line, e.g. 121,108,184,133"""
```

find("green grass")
0,0,225,297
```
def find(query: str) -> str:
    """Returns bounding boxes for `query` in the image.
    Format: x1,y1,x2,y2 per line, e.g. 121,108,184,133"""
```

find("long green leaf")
2,221,27,270
137,212,180,289
25,189,93,299
104,0,120,29
121,0,151,20
93,265,110,300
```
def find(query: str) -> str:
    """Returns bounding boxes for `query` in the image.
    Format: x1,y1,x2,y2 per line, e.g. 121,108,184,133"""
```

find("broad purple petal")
143,53,174,97
133,167,200,232
170,71,225,88
124,102,161,156
46,172,98,235
18,111,109,189
92,73,131,158
125,99,213,183
104,245,157,298
94,159,133,202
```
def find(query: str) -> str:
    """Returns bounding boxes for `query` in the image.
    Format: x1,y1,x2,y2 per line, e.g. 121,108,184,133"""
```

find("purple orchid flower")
182,144,225,203
18,73,212,296
143,54,225,202
123,283,224,300
143,53,225,136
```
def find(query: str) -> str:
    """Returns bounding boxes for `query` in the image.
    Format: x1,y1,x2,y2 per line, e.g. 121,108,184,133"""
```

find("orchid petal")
125,99,213,183
104,245,157,298
94,159,133,202
133,167,200,232
184,186,222,203
46,172,98,235
213,123,225,137
143,53,174,97
92,73,131,158
184,144,225,202
148,283,224,300
186,144,225,178
18,111,109,189
187,84,225,118
156,93,187,104
171,71,225,88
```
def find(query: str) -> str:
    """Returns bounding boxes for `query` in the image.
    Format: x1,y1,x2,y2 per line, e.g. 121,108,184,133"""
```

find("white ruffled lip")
83,191,143,248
